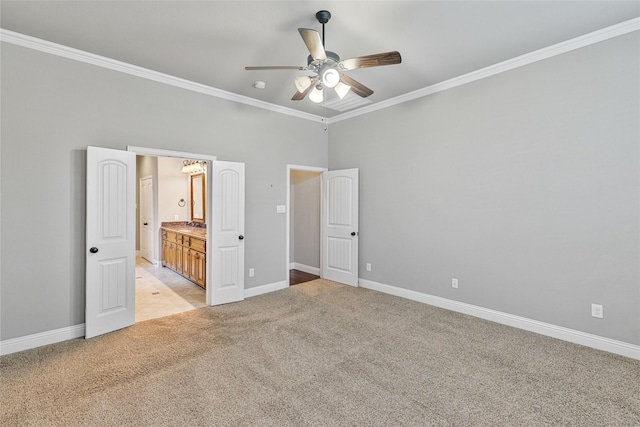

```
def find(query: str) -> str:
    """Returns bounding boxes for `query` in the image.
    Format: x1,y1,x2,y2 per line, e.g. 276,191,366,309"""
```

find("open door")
209,161,245,305
321,168,359,287
85,146,136,338
139,176,154,262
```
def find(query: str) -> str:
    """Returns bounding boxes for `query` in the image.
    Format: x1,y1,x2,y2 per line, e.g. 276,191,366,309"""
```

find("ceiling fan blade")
291,89,308,101
298,28,327,60
291,78,318,101
339,74,374,98
245,66,306,71
340,51,402,70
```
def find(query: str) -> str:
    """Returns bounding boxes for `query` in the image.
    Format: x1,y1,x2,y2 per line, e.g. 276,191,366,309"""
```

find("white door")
321,169,359,287
209,161,245,305
86,146,136,338
139,176,154,263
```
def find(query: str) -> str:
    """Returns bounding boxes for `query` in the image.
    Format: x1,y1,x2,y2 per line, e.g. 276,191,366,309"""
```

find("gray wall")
291,170,321,269
329,33,640,345
157,157,189,225
0,43,327,340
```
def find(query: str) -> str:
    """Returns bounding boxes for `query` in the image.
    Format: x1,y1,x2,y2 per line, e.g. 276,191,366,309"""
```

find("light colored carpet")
1,279,639,426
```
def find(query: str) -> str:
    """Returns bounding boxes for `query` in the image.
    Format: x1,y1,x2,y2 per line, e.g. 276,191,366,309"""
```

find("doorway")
135,154,207,322
86,146,246,338
287,165,326,286
286,166,361,288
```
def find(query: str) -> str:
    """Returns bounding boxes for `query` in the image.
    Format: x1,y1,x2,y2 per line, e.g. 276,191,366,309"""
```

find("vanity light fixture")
181,160,206,174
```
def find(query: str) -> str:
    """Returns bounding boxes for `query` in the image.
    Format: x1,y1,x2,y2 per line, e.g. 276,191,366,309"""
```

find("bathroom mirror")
190,173,205,222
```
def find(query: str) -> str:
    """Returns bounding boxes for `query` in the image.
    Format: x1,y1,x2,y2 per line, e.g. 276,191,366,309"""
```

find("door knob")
351,232,357,236
238,235,244,240
143,222,148,225
89,247,99,254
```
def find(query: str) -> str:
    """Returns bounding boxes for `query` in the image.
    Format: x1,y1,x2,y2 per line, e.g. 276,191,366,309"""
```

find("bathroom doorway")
135,154,206,322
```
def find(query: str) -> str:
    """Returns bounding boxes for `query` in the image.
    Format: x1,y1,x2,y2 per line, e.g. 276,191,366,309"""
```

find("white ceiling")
2,1,639,118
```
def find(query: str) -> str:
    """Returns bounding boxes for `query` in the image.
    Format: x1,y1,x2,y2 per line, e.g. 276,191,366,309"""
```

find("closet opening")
287,165,326,286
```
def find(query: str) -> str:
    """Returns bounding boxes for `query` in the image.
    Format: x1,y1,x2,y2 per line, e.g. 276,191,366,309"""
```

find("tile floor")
135,257,206,322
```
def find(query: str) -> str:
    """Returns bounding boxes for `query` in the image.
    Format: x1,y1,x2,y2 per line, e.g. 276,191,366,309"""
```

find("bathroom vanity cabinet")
161,225,206,289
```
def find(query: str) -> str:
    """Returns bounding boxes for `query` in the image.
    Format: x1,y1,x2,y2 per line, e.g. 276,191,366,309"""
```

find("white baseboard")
359,278,640,361
6,280,637,360
0,324,85,356
290,263,320,276
245,280,288,298
2,280,290,355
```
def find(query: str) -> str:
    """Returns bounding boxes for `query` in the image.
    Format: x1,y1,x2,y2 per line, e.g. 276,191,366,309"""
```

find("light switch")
276,205,286,213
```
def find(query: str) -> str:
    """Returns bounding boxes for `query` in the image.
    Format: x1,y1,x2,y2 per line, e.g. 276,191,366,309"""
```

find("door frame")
128,146,216,305
286,164,327,287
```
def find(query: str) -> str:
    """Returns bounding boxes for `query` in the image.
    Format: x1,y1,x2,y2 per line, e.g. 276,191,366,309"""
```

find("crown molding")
0,28,325,124
328,17,640,124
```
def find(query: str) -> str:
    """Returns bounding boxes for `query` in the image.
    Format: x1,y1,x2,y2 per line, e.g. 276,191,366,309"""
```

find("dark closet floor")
289,269,320,286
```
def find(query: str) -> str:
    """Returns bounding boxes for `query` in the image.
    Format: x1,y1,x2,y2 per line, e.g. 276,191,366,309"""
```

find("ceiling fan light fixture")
334,81,351,99
309,85,324,103
246,10,399,105
321,68,340,88
294,76,312,93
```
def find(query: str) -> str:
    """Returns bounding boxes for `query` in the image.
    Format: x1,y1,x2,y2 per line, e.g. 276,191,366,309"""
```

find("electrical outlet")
249,268,255,278
366,263,371,272
591,303,603,319
174,214,179,220
452,278,458,289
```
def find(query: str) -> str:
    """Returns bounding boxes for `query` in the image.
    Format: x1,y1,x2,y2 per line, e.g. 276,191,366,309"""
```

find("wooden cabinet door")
167,242,177,271
192,251,206,288
161,239,168,266
182,247,190,276
161,229,205,289
175,244,183,274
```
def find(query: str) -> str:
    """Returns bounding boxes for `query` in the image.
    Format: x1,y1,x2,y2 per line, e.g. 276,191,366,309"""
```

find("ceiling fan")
245,10,402,103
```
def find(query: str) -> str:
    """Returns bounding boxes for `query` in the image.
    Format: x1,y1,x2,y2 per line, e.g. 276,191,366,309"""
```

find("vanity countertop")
161,222,206,239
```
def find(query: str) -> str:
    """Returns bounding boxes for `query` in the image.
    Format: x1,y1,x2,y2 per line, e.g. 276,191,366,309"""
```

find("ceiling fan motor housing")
306,51,340,68
306,51,342,88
